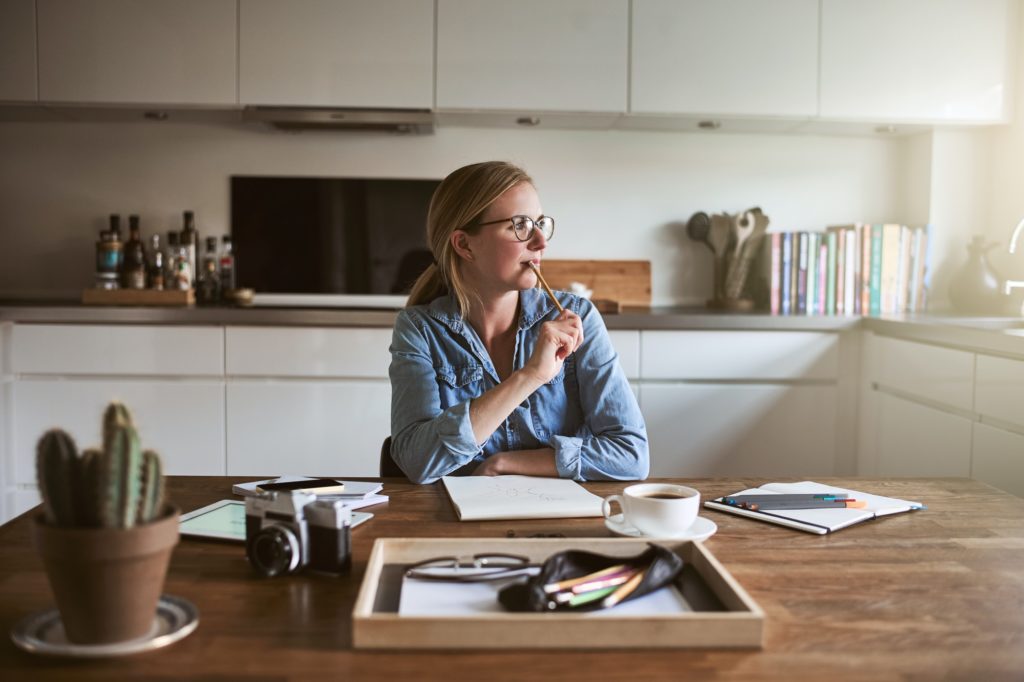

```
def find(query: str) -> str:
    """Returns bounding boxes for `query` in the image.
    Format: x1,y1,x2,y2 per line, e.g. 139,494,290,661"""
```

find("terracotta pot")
32,506,180,645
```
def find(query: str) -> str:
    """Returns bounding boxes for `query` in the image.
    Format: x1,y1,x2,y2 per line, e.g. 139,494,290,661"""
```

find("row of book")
768,224,930,316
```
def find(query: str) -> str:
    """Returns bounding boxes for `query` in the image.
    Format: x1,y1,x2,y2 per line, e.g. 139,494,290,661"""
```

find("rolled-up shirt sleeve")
553,300,649,481
389,311,481,483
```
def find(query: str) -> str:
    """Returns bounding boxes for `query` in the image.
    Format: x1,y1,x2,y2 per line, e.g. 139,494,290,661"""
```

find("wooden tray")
540,260,651,308
352,537,763,650
82,288,194,306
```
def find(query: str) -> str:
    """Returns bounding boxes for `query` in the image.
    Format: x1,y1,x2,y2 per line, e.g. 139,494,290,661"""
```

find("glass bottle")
180,211,198,288
165,231,180,286
94,229,120,290
107,214,124,281
219,235,236,293
148,234,164,290
197,236,220,304
122,214,147,289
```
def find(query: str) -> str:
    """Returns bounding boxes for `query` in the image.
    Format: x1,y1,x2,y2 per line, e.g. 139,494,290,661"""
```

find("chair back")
379,436,406,478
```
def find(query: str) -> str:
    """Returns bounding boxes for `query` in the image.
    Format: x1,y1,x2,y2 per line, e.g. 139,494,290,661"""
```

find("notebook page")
442,475,604,521
716,487,874,531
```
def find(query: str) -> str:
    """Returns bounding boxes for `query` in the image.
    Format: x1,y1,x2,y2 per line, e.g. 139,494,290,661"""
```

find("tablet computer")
180,499,372,542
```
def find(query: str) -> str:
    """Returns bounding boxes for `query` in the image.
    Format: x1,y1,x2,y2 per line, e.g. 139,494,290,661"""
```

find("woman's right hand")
522,309,584,385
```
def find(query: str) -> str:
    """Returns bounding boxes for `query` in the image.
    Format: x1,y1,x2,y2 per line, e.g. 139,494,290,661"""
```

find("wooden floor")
1,476,1022,681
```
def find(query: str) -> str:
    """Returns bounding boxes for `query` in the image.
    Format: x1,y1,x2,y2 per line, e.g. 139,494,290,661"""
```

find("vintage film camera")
244,490,352,577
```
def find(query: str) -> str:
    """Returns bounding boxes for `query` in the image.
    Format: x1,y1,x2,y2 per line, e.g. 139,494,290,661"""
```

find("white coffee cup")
602,483,701,537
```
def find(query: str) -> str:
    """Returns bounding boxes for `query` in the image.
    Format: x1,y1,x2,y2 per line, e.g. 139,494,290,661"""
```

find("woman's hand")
522,309,584,385
472,453,505,476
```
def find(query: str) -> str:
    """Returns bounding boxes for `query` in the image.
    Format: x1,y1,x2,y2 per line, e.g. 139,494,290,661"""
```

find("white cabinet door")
226,380,391,477
875,392,972,477
640,331,839,380
37,0,236,105
226,327,392,378
631,0,818,117
0,0,37,102
12,379,226,483
972,423,1024,498
608,330,639,380
12,325,224,376
240,0,433,108
641,384,837,477
974,354,1024,430
437,0,627,112
820,0,1016,123
874,337,974,411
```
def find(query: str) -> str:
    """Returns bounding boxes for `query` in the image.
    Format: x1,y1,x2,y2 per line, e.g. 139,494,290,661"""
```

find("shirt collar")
425,289,558,334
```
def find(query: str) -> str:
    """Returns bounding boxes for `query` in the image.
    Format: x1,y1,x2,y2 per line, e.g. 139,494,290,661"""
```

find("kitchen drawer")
13,378,226,483
640,331,839,380
226,327,393,378
875,392,972,478
972,423,1024,498
608,330,639,380
974,354,1024,429
874,337,974,412
226,380,391,477
11,324,224,376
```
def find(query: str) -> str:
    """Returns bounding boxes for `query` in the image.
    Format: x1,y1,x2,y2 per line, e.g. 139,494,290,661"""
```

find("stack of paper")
233,476,388,511
442,475,603,521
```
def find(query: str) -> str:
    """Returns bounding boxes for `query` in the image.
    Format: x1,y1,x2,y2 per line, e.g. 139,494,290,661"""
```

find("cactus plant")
35,401,167,529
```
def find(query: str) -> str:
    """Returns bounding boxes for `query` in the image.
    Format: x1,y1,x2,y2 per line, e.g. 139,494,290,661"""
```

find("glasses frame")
474,214,555,242
403,552,539,582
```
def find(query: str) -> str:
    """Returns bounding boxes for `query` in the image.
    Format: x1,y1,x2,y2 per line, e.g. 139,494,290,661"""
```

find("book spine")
781,232,792,315
870,225,883,316
826,231,837,315
860,224,872,315
818,241,828,315
770,232,781,315
898,225,911,312
796,232,808,315
835,229,845,315
805,233,818,316
844,228,856,315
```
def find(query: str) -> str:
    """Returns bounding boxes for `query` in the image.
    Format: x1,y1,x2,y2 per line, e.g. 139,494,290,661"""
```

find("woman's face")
455,182,549,296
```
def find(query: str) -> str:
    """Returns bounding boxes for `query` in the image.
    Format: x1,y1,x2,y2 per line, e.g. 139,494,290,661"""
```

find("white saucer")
604,514,717,542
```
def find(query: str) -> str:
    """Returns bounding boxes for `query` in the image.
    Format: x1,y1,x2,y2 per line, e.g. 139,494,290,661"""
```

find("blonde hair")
407,161,533,316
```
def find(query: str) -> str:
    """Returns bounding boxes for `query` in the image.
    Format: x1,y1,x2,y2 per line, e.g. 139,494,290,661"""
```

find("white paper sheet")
442,475,604,521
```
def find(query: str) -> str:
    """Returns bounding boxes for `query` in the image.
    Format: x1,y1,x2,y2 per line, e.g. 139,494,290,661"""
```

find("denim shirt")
388,288,649,484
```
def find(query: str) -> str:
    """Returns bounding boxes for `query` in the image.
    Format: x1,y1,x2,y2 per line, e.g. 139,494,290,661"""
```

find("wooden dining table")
1,476,1022,681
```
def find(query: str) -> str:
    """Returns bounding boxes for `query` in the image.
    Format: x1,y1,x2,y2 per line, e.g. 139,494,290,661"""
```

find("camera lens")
249,526,301,577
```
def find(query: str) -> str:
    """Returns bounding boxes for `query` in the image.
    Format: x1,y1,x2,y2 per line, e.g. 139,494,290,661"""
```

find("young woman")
389,161,649,484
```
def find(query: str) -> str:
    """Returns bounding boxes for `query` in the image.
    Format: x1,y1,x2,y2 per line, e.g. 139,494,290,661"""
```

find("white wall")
0,121,913,306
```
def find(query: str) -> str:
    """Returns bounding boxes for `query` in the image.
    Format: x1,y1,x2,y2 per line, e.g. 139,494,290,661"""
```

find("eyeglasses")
475,215,555,242
404,553,539,582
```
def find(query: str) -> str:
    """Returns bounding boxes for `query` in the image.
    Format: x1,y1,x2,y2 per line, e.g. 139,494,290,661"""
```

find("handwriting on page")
483,479,565,503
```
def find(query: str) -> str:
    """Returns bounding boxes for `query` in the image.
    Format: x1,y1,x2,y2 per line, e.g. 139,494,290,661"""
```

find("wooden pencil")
528,262,564,313
602,567,647,608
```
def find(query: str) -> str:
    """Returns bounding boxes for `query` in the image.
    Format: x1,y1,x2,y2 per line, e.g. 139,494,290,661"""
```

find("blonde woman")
389,161,648,484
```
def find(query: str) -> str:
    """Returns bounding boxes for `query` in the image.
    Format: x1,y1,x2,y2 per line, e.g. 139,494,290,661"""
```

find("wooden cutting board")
538,260,651,308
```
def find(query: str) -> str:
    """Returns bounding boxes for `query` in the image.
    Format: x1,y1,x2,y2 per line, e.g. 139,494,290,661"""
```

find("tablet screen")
180,500,371,542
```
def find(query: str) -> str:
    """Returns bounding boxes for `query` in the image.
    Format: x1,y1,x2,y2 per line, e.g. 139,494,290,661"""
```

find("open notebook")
442,475,604,521
704,481,925,535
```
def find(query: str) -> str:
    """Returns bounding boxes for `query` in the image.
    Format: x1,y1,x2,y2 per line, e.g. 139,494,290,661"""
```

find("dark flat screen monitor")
230,176,439,295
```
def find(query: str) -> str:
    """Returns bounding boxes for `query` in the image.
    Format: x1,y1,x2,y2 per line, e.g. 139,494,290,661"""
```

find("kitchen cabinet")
37,0,236,105
0,0,37,102
638,330,851,477
642,383,838,477
608,330,639,380
239,0,433,109
875,391,972,476
974,353,1024,430
226,380,390,476
873,336,974,411
436,0,628,113
972,423,1024,498
819,0,1016,123
630,0,819,117
12,378,226,483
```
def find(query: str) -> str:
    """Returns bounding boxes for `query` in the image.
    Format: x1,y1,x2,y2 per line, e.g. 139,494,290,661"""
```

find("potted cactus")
32,402,179,645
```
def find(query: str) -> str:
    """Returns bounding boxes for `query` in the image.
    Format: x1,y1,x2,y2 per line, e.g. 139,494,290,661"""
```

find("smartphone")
257,478,345,494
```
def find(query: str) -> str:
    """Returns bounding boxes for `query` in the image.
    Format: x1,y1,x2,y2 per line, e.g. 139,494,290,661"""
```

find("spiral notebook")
704,481,924,535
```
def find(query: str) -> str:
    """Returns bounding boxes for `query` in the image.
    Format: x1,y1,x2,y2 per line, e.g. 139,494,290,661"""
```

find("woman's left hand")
472,454,504,476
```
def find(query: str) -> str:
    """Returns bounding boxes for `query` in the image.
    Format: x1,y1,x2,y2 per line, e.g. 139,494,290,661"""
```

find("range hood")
242,107,434,134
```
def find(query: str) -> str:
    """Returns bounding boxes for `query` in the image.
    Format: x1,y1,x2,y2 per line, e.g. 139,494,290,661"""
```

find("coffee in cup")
602,484,700,537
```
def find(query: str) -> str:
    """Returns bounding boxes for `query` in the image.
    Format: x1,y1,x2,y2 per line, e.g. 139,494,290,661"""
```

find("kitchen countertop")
1,303,1022,356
